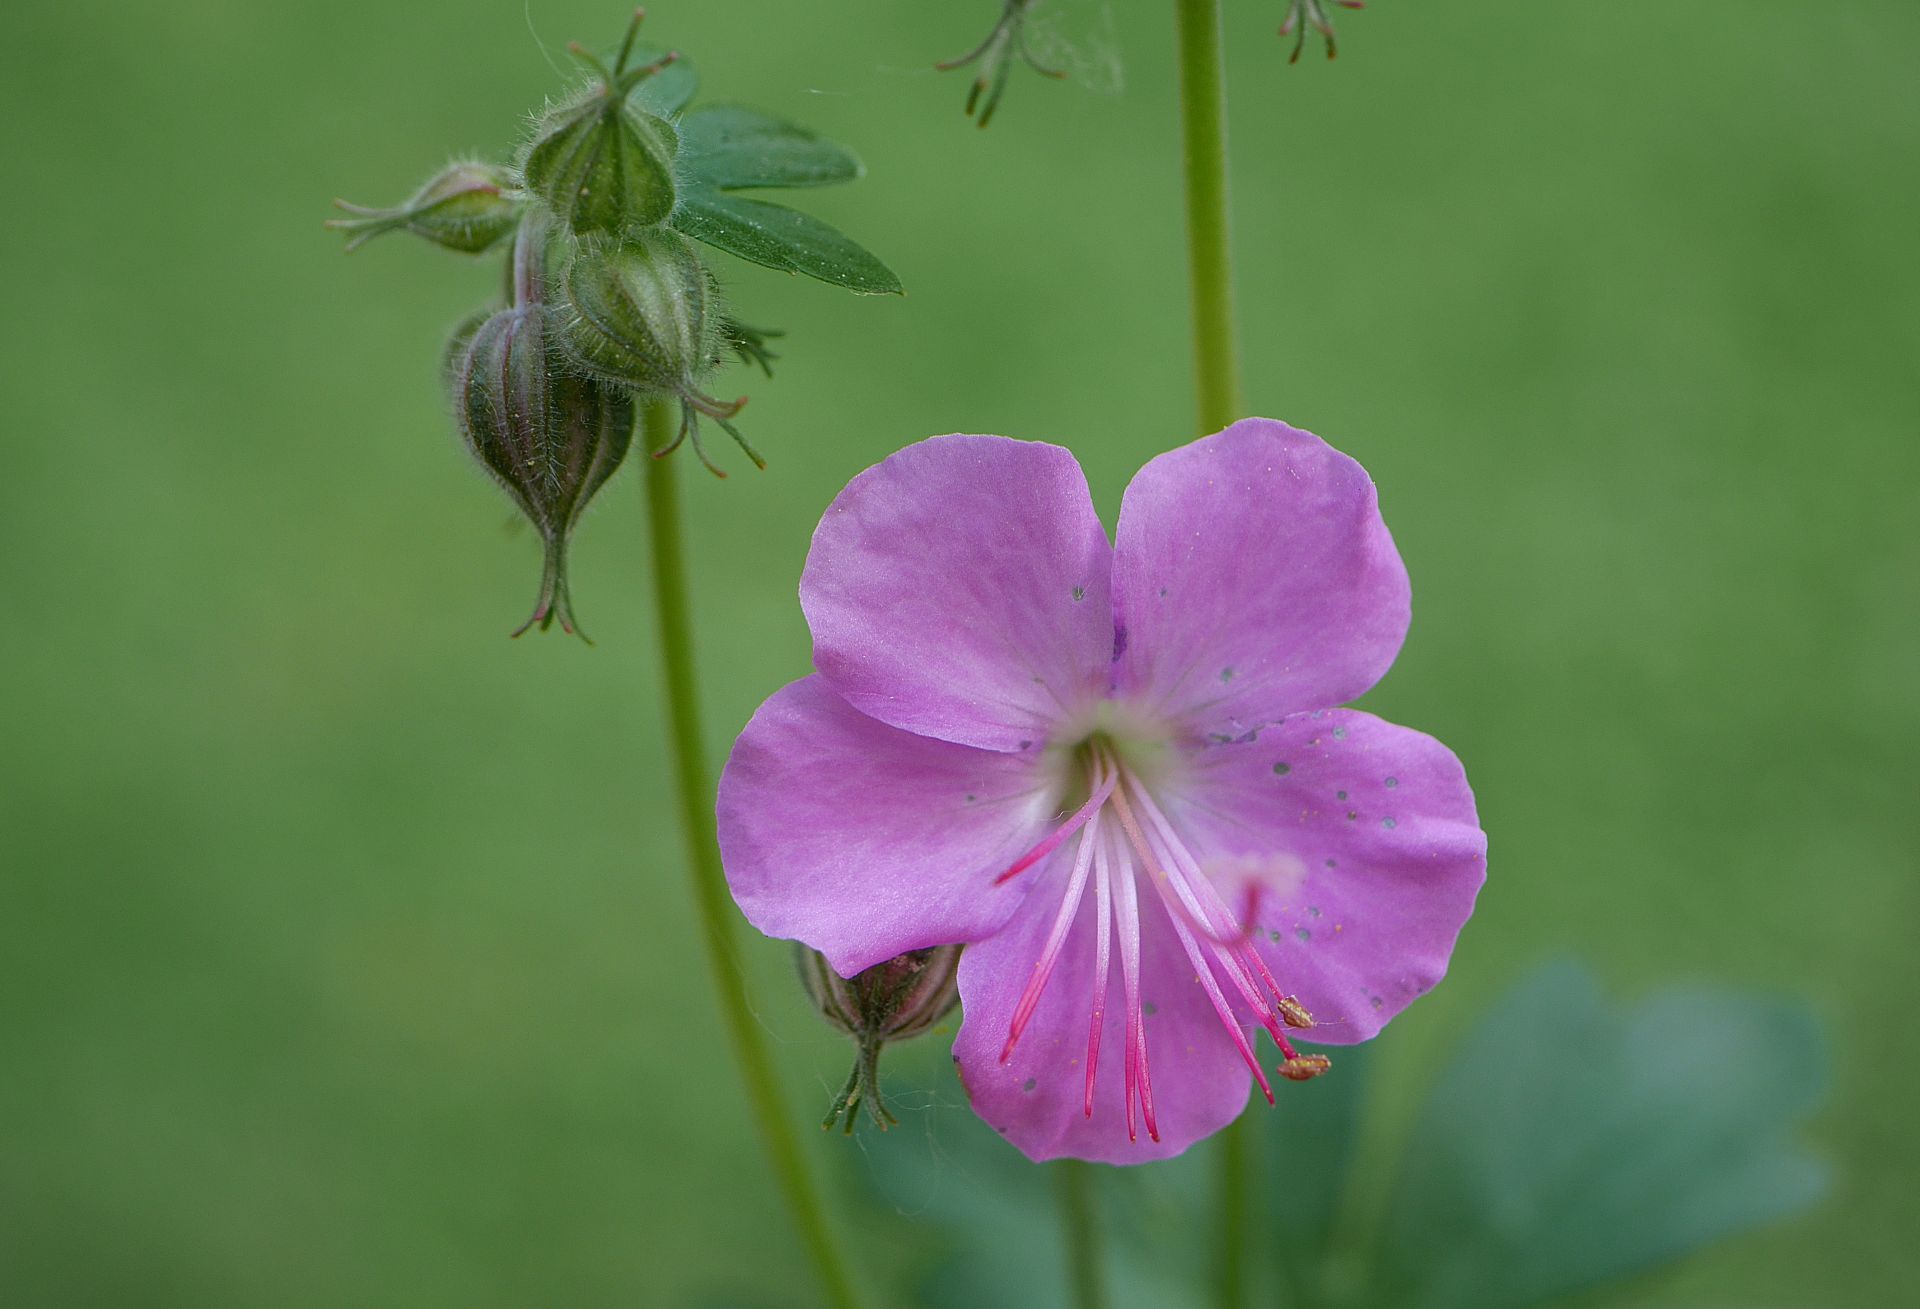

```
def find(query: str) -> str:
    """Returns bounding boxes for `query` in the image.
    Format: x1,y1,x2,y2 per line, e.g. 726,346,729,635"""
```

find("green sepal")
676,105,863,191
521,86,680,235
671,189,901,295
612,40,697,117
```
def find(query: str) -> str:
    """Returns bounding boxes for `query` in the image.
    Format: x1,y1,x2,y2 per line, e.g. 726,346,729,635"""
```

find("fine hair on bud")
444,217,634,639
518,11,681,236
329,159,522,254
557,229,762,476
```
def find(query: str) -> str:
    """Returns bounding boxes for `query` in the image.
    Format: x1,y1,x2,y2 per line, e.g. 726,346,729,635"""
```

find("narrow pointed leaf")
677,104,864,190
672,188,901,294
1374,961,1830,1309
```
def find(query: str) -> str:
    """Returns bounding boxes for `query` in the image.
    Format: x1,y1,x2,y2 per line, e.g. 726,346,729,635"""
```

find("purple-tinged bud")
445,219,633,639
520,12,680,235
328,161,521,254
798,944,962,1133
558,230,763,476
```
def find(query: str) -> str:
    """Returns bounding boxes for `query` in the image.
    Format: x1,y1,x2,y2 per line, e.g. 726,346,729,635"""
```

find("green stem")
1057,1161,1109,1309
1174,3,1252,1307
1175,0,1245,434
642,404,867,1309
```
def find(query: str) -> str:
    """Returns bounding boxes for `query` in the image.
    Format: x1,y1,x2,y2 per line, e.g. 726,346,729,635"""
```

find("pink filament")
1000,806,1102,1062
1085,822,1114,1119
993,761,1119,886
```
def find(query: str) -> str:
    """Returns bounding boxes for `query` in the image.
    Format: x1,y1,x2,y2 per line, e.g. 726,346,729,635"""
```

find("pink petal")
802,435,1114,753
1110,419,1410,737
1171,708,1486,1042
952,843,1254,1164
717,676,1057,976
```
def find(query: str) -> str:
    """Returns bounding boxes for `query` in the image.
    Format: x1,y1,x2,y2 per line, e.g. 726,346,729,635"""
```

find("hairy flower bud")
799,945,963,1133
520,14,681,235
446,219,633,638
559,230,761,476
328,160,520,253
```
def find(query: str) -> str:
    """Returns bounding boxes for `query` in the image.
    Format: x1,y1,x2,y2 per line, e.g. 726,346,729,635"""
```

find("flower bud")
798,944,962,1133
329,161,520,254
519,17,681,236
559,230,762,476
445,227,634,639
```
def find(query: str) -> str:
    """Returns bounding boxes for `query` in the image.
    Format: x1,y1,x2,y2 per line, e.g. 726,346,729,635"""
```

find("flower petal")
717,676,1056,976
1110,418,1410,735
1170,709,1485,1042
952,837,1254,1164
802,435,1114,752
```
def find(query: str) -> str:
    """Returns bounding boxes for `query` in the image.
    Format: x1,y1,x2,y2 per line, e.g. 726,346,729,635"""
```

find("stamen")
993,756,1118,886
1123,776,1310,1063
1108,783,1275,1105
1279,1053,1332,1081
1085,817,1114,1119
1133,803,1293,1055
1111,822,1156,1142
1000,807,1102,1062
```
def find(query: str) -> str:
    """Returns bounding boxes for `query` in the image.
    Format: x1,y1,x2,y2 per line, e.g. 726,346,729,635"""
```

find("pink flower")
718,420,1485,1162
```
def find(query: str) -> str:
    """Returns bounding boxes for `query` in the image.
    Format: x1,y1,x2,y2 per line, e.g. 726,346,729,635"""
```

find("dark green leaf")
677,104,864,190
623,42,696,117
1262,1040,1373,1304
846,1085,1206,1309
1373,962,1829,1309
671,189,901,294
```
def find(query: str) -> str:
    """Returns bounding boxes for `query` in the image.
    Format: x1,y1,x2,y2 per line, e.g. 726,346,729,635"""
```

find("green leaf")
677,104,864,190
1373,962,1829,1309
671,188,901,294
622,42,696,117
1262,1040,1373,1304
846,1085,1207,1309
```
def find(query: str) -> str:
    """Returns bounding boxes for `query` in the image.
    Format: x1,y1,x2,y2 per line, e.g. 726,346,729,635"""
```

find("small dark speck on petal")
1072,585,1085,602
1112,625,1129,661
1019,740,1032,750
1220,666,1235,682
1272,762,1291,775
1022,1077,1037,1092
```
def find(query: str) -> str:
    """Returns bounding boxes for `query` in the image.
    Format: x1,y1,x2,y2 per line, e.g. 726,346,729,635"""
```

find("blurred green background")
3,0,1915,1303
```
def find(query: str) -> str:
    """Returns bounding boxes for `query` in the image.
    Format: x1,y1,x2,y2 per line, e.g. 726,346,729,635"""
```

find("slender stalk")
1175,0,1245,434
1057,1160,1109,1309
642,403,867,1309
1173,3,1253,1307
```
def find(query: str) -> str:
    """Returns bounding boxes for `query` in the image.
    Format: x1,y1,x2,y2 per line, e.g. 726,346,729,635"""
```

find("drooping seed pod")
519,14,681,235
558,229,762,475
445,218,633,638
328,160,521,254
798,944,963,1133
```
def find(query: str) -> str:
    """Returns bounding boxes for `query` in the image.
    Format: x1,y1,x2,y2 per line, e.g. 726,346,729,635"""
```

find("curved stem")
641,402,868,1309
1173,3,1252,1306
1175,0,1245,434
1057,1160,1109,1309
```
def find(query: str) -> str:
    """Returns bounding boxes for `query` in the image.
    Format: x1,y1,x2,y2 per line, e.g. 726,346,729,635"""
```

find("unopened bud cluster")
329,9,893,637
799,944,962,1133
